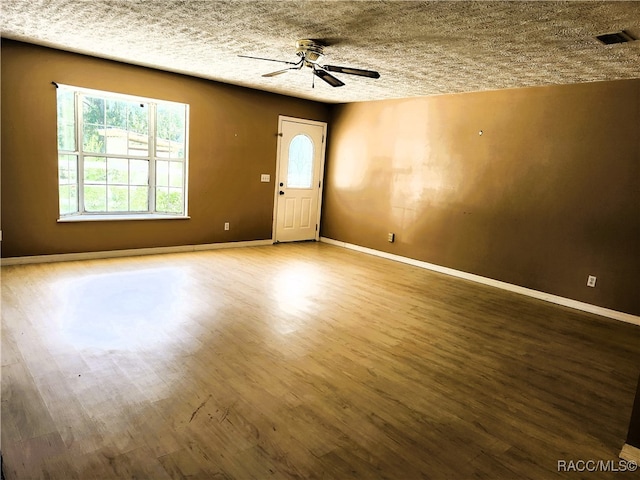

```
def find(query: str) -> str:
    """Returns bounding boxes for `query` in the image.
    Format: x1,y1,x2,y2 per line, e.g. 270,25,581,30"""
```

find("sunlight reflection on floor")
271,262,321,334
52,267,192,350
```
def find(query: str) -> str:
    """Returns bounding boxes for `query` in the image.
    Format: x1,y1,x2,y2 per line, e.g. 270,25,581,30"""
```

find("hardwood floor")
1,242,639,479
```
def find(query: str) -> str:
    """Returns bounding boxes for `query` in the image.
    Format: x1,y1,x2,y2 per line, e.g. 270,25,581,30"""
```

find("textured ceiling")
2,1,639,103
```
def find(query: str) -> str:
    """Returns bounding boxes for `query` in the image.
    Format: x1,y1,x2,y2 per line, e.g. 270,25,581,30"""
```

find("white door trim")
272,116,327,243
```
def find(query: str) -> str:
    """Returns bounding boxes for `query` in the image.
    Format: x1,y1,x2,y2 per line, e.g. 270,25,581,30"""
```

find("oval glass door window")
287,134,314,188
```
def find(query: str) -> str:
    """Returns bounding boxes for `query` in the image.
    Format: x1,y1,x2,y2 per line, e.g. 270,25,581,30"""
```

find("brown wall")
322,80,640,315
1,40,329,257
3,41,639,315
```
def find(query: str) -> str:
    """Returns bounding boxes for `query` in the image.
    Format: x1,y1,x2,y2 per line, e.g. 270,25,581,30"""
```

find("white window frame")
56,84,190,221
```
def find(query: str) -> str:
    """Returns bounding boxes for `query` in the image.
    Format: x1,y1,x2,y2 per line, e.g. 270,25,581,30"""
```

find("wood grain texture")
2,243,639,479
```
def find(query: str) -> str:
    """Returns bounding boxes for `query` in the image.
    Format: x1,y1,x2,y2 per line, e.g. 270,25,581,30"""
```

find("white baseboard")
320,237,640,327
620,444,640,464
0,239,273,266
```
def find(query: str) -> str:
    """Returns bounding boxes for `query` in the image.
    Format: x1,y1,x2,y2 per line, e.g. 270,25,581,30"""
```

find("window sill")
57,214,190,223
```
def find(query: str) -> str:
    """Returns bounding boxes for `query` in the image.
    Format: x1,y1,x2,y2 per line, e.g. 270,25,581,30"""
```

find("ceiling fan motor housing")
296,39,324,63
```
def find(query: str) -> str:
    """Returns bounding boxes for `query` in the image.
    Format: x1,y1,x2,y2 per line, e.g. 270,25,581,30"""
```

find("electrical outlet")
388,232,395,243
224,222,230,231
587,275,597,287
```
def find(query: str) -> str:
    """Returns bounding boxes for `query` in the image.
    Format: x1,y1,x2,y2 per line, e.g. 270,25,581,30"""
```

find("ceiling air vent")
596,30,637,45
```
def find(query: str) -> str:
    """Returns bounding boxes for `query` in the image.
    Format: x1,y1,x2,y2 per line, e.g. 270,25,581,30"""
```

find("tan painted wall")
1,40,329,257
322,80,640,315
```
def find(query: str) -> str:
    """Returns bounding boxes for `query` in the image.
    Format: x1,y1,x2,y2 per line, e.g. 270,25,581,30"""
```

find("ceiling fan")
239,39,380,88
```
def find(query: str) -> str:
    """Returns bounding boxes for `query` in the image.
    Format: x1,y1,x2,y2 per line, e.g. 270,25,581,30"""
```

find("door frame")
272,115,327,243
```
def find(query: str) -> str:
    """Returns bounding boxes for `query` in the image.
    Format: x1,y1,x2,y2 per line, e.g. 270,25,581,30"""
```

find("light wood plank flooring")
2,242,639,479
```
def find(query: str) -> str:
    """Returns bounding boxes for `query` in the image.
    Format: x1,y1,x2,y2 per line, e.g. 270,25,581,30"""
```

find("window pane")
105,129,127,155
156,188,184,213
167,188,183,214
156,187,169,212
156,160,169,187
69,185,78,214
169,161,183,188
68,156,78,183
57,90,76,151
156,187,183,214
128,103,149,135
58,157,69,184
58,155,78,216
84,157,107,183
60,125,76,152
107,158,129,185
130,186,149,211
130,159,149,185
287,134,314,188
84,185,107,212
59,185,71,215
106,99,127,128
83,123,105,154
83,96,105,124
156,104,185,159
102,100,149,156
59,184,78,216
83,96,107,154
156,145,170,158
127,103,149,156
127,132,149,157
108,185,129,212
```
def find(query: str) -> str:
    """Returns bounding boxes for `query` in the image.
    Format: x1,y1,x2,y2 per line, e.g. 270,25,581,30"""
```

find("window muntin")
56,85,188,218
287,134,314,189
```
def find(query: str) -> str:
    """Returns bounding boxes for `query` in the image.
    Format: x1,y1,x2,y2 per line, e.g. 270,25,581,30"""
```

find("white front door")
273,116,326,243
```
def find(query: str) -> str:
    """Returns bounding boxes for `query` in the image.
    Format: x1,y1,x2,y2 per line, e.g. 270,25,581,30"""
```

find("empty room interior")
1,1,640,479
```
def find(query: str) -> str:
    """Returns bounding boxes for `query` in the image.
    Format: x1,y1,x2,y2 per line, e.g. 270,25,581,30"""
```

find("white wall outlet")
587,275,597,287
260,174,270,182
388,232,395,243
224,222,230,231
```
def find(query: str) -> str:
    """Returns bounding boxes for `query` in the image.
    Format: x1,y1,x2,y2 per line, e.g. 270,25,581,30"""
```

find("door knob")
279,190,285,195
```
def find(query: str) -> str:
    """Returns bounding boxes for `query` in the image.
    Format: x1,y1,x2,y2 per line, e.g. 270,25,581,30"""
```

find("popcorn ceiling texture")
2,0,639,103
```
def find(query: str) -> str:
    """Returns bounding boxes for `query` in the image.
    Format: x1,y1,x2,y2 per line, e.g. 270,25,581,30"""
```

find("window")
287,134,314,188
56,85,189,219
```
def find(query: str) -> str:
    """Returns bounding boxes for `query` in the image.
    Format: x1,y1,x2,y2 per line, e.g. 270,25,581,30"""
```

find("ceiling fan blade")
313,69,345,87
323,65,381,79
238,55,299,66
262,68,295,78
